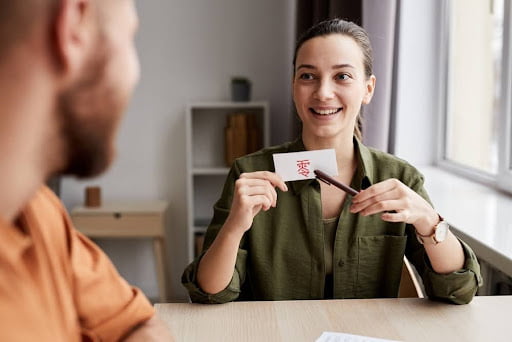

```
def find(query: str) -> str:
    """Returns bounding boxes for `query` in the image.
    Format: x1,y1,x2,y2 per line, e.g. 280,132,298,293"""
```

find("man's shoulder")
22,185,71,246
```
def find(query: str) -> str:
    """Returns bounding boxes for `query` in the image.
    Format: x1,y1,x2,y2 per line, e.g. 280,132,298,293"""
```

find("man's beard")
57,42,126,178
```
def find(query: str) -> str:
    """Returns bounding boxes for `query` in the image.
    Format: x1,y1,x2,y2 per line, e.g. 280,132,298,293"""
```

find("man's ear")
52,0,93,75
362,75,376,105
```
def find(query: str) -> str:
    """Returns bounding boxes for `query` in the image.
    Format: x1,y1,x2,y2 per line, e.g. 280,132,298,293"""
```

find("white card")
272,149,338,182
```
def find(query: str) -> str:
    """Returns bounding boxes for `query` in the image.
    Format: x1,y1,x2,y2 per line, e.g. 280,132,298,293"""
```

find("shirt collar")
287,137,375,196
0,214,32,263
354,137,375,187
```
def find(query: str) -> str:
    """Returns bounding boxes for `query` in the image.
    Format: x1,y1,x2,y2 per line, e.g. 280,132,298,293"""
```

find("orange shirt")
0,187,154,341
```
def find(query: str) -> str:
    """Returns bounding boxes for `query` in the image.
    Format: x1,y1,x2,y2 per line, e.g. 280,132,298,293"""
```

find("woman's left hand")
349,178,438,235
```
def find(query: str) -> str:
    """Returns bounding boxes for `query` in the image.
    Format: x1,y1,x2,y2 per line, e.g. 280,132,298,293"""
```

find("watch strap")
415,214,444,245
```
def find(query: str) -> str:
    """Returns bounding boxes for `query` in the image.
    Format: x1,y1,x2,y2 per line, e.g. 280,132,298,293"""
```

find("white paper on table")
315,331,401,342
272,149,338,182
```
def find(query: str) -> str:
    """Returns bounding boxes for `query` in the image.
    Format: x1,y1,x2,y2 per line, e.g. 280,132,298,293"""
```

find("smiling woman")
292,34,375,147
293,19,374,142
182,18,482,305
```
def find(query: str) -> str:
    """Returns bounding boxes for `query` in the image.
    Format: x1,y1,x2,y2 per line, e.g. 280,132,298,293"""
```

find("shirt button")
338,260,345,267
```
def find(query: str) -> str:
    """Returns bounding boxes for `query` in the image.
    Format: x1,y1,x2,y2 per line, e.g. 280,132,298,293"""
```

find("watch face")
435,221,449,242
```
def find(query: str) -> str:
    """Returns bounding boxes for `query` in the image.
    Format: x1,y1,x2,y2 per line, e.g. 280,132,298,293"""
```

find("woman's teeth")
311,108,341,115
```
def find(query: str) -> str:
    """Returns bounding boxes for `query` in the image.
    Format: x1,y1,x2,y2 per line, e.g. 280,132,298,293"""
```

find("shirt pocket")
356,235,407,298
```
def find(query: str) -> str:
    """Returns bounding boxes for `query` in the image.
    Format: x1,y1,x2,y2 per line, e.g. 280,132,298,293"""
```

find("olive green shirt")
182,138,482,304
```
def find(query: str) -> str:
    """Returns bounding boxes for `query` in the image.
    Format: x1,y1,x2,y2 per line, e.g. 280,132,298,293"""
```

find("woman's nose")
313,80,335,101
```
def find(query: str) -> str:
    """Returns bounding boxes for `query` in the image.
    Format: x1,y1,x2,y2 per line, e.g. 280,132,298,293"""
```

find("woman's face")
293,34,375,141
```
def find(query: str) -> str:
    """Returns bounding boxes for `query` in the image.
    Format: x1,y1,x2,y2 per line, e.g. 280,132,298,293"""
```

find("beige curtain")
362,0,399,152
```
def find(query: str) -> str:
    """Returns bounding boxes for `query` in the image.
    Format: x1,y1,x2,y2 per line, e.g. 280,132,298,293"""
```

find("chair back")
398,257,425,298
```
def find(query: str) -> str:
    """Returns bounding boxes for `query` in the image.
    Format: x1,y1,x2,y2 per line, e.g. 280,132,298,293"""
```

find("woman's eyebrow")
296,64,316,70
296,63,355,71
332,64,355,69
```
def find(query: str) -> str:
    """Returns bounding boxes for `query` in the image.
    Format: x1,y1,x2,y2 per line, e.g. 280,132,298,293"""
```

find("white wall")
393,0,441,165
61,0,296,301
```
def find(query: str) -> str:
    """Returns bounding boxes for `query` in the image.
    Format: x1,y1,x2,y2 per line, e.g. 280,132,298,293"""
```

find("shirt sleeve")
64,214,155,341
181,162,249,304
421,238,482,304
405,171,483,305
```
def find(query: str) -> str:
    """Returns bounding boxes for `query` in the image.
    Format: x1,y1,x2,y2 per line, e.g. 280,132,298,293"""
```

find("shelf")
192,167,230,175
194,226,208,234
194,217,210,227
186,101,269,262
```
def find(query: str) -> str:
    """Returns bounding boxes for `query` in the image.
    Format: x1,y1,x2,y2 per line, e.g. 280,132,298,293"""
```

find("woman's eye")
336,73,350,81
299,73,314,80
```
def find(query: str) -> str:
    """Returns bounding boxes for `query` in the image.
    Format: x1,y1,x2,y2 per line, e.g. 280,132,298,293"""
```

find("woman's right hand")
225,171,288,234
197,171,287,295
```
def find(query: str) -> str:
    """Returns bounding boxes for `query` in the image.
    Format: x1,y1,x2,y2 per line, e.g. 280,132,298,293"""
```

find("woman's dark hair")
293,18,374,140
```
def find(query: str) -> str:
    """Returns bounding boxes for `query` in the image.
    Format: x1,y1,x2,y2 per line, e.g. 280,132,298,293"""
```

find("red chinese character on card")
296,159,311,178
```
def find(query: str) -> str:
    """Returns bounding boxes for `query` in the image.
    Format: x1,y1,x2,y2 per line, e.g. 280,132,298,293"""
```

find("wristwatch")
415,215,449,245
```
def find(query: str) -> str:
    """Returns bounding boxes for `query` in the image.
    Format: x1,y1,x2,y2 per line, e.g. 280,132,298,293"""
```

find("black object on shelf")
231,77,251,102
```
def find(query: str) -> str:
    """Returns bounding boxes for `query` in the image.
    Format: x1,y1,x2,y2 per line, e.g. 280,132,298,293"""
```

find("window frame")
498,0,512,191
437,0,512,194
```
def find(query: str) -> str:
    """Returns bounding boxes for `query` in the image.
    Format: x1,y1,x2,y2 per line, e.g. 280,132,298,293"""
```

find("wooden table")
156,296,510,341
71,201,169,302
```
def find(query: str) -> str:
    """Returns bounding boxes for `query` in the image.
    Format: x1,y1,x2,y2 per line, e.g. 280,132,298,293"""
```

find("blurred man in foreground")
0,1,172,340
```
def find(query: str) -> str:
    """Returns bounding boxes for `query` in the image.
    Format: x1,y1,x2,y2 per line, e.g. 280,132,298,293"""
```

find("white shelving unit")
185,101,269,262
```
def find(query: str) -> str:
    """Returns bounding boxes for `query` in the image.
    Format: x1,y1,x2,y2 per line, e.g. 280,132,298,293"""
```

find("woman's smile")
309,107,343,116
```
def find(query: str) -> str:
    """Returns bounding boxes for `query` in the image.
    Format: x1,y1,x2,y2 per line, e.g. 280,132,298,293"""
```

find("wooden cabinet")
71,201,169,302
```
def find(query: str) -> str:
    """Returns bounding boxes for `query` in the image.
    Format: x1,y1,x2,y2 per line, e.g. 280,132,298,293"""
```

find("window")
440,0,512,192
